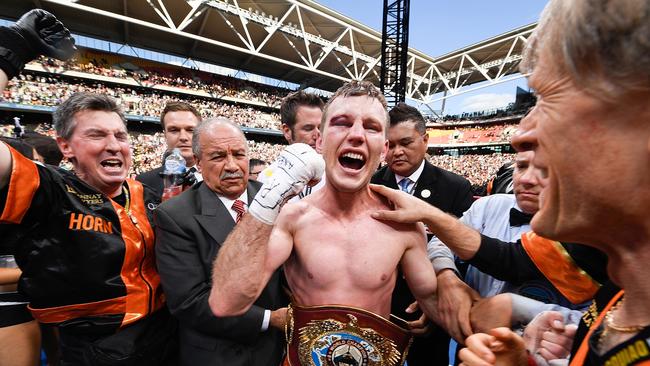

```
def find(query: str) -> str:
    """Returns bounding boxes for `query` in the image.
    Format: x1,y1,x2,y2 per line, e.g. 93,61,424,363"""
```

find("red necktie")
232,199,245,223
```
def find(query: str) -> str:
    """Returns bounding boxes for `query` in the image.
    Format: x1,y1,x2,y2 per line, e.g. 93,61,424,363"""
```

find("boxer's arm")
209,204,295,317
400,224,438,322
210,144,322,316
210,215,274,317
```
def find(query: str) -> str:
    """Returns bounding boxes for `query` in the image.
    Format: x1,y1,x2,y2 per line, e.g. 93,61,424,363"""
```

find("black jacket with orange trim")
0,145,165,334
469,233,609,304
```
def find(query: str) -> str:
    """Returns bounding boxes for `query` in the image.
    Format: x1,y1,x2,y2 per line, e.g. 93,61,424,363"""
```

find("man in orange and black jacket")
0,10,175,366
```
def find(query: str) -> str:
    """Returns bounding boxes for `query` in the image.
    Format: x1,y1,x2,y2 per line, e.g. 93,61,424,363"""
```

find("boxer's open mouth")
339,152,365,170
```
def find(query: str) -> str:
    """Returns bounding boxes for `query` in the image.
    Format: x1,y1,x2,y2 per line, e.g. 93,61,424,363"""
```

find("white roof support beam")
145,0,176,29
313,28,348,69
178,1,205,31
255,4,295,53
295,7,313,68
42,0,535,104
216,11,253,50
232,0,256,51
43,0,350,82
464,54,493,82
281,33,311,67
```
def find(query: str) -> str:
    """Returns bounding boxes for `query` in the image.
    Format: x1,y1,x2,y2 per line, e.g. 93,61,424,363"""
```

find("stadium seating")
0,48,517,193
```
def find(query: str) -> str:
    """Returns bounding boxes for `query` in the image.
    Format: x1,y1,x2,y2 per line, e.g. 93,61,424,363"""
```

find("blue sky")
316,0,548,115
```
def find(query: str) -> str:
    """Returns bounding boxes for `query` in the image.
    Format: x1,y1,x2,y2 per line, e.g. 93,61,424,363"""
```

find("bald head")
192,117,246,158
193,118,250,199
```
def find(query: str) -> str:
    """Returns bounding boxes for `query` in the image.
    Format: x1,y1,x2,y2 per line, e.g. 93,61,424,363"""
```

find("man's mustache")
220,171,244,180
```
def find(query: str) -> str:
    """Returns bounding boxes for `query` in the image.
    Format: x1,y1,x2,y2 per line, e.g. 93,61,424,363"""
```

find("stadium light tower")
380,0,410,107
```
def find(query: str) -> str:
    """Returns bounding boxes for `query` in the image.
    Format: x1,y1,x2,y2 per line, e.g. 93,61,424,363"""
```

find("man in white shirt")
430,151,540,298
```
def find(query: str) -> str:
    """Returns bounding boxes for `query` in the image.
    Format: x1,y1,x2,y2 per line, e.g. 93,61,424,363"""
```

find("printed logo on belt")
69,213,113,234
298,314,401,366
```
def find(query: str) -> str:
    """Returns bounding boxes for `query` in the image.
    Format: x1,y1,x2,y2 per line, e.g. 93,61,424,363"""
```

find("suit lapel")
194,183,234,245
413,161,438,203
193,182,261,245
381,166,399,189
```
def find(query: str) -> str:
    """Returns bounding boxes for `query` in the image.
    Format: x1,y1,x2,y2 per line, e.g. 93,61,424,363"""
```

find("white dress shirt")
393,160,425,195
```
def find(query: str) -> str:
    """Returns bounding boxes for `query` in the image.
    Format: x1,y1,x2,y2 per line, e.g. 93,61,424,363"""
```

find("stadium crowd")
3,74,282,130
427,123,518,145
429,153,513,187
2,2,648,366
35,54,287,106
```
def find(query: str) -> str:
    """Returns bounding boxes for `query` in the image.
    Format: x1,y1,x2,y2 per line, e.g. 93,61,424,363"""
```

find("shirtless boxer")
209,81,438,365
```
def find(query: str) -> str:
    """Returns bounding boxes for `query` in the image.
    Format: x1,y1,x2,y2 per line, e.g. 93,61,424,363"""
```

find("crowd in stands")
427,123,518,145
3,72,523,147
2,73,282,130
429,153,513,188
35,54,288,106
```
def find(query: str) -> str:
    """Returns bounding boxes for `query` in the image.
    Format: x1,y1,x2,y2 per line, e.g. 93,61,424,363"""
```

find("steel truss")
380,0,410,107
40,0,534,105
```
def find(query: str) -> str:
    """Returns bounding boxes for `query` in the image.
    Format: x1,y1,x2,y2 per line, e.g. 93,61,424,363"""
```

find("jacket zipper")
127,211,154,315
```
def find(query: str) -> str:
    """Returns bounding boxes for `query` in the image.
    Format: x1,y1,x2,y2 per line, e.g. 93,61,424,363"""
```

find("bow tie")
510,208,533,227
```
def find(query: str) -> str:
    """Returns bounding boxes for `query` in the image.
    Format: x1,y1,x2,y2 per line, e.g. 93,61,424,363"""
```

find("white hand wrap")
249,143,325,225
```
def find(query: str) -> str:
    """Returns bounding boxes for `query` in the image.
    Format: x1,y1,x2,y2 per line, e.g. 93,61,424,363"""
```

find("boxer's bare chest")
289,212,405,291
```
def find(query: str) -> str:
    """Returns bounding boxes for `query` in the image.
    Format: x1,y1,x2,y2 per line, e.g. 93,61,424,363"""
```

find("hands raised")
0,9,76,78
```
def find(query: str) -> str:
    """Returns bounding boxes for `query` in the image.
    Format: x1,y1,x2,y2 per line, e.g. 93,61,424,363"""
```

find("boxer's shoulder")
278,199,314,223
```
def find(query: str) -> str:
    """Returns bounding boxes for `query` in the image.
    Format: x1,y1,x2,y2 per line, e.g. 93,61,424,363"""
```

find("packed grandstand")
0,46,524,194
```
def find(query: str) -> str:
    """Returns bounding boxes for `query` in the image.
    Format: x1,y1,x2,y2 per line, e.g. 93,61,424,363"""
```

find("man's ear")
315,134,323,154
281,124,293,144
195,155,202,173
380,140,389,162
56,136,74,159
422,132,429,156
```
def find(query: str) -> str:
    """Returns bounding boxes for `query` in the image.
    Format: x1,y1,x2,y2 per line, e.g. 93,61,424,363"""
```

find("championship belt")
285,303,413,366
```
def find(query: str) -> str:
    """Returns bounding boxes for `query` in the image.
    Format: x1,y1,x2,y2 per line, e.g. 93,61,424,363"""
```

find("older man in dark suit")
154,118,287,366
371,103,473,366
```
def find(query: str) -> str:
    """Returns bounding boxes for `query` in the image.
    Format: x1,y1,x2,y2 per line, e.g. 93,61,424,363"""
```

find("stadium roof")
1,0,535,104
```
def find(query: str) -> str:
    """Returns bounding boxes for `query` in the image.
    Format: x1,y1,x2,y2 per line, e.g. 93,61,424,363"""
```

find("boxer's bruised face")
320,95,388,193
